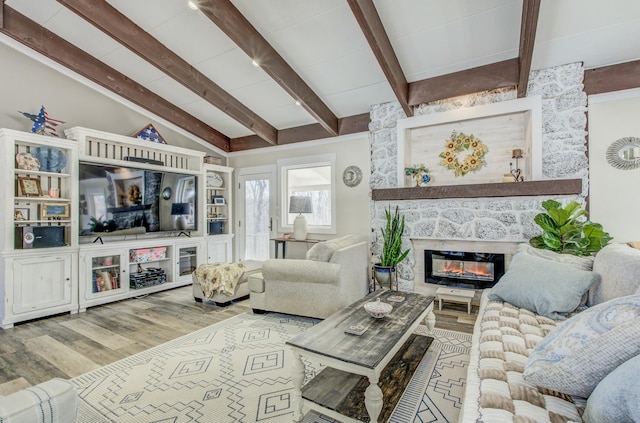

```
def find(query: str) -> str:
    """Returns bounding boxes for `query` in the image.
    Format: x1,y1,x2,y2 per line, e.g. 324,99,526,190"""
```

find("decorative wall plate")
30,147,67,173
342,165,362,187
207,173,223,188
16,152,41,171
606,136,640,170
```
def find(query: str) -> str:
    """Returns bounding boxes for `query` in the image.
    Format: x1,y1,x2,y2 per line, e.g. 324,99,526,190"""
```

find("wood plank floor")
0,286,477,396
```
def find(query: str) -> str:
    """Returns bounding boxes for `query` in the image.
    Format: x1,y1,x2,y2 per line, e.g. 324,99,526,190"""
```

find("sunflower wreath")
438,131,488,177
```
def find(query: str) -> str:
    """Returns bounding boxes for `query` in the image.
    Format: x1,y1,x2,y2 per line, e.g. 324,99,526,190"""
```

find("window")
278,154,336,235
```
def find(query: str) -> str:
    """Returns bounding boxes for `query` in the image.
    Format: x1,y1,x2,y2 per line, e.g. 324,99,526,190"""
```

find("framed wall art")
41,203,70,219
17,176,42,197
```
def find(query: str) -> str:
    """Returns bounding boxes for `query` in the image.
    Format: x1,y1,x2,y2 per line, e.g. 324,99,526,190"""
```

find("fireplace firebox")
425,250,505,289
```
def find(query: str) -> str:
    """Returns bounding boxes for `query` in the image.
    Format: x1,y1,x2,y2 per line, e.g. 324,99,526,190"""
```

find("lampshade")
171,203,191,216
289,196,312,214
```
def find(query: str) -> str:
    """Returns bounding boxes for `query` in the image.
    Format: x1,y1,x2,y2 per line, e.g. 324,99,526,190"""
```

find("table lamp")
289,196,312,240
171,202,191,230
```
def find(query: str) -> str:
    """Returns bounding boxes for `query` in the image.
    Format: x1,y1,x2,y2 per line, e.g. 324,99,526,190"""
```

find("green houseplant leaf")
379,206,410,267
530,200,612,256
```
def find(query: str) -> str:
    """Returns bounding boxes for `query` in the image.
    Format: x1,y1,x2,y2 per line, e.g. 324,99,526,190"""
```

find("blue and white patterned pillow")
523,294,640,398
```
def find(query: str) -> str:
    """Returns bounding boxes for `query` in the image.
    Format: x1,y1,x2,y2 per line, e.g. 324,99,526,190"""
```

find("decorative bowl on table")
364,298,393,318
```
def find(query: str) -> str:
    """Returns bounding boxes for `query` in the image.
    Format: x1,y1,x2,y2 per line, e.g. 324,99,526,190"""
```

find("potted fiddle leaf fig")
374,206,410,289
529,199,612,256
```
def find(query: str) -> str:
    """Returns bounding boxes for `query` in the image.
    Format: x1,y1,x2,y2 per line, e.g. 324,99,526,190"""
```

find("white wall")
228,134,371,257
0,39,221,155
588,89,640,243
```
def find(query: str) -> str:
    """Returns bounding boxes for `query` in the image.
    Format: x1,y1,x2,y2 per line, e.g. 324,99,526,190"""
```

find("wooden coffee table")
287,290,435,423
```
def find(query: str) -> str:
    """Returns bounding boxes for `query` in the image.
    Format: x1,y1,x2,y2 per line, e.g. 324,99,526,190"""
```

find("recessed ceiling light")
251,60,260,68
187,1,198,10
295,101,302,107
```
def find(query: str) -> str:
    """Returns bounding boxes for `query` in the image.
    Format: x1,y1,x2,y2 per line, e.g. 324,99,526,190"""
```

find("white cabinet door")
12,254,73,314
207,237,232,263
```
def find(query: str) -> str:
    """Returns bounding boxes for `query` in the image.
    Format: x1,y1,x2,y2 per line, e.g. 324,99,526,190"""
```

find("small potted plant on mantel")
374,206,410,290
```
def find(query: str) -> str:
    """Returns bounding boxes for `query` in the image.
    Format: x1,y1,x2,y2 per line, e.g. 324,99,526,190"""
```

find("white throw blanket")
194,261,245,298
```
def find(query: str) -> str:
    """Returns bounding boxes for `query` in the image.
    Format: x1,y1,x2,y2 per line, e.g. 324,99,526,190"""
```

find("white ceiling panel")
194,49,272,92
100,47,169,86
180,99,253,138
5,0,63,25
322,83,396,118
107,0,189,31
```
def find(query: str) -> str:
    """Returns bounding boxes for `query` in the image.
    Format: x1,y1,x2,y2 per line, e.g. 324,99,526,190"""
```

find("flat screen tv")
79,162,198,236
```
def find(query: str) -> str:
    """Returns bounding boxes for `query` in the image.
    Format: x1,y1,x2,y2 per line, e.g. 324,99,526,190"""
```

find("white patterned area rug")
72,313,471,423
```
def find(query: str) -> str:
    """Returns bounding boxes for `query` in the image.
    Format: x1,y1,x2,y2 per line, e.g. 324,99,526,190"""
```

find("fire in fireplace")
425,250,505,289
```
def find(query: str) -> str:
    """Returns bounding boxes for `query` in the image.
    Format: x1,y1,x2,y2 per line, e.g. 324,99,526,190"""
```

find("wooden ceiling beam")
408,59,519,105
584,60,640,95
230,113,370,152
347,0,412,117
0,5,230,151
517,0,541,98
197,0,339,137
56,0,278,146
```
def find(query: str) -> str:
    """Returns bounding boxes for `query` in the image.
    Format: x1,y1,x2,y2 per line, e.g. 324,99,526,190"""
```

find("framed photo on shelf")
41,203,70,219
17,177,42,197
14,208,29,221
212,195,225,205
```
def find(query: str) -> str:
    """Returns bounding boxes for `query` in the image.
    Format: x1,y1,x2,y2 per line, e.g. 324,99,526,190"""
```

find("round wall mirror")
606,136,640,170
161,187,172,200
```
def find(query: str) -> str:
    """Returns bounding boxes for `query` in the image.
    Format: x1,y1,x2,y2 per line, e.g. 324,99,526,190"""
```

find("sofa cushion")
489,250,598,319
523,294,640,398
590,243,640,306
583,354,640,423
305,235,355,262
0,378,78,423
248,273,265,293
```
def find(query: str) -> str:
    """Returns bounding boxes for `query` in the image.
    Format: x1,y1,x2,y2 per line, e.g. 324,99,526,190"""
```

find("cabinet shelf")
92,264,120,271
15,220,72,225
14,197,71,203
14,169,72,178
130,257,171,265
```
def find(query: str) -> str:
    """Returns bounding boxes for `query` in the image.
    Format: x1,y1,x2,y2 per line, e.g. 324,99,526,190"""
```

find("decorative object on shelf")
530,199,612,256
509,148,525,182
364,298,393,318
41,203,70,219
17,176,42,197
48,188,60,198
206,172,224,188
161,187,172,200
133,123,167,144
203,156,223,165
14,208,29,221
404,164,430,187
374,205,410,290
342,165,362,187
212,195,225,205
283,233,291,240
438,131,488,177
289,195,312,240
171,202,192,230
30,146,68,173
15,152,41,171
606,136,640,170
18,105,65,137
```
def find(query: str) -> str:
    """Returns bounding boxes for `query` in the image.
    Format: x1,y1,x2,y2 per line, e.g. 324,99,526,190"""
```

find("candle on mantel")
512,149,523,158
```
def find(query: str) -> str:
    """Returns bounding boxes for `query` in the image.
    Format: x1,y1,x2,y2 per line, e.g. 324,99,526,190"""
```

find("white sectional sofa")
459,243,640,423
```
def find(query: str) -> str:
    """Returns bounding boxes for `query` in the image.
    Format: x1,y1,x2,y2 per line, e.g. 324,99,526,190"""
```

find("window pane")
286,165,331,226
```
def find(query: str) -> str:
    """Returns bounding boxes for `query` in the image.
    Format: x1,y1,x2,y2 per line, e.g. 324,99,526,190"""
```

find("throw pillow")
305,235,355,262
590,243,640,306
488,251,598,319
523,294,640,398
583,354,640,423
518,243,594,270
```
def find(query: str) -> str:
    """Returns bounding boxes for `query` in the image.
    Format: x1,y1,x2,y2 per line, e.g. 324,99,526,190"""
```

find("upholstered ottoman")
192,260,262,306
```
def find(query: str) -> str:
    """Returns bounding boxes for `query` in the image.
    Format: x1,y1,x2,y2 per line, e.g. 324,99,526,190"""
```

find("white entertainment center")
0,127,233,328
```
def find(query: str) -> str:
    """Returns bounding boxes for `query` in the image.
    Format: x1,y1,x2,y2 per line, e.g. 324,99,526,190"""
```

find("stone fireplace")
369,63,589,292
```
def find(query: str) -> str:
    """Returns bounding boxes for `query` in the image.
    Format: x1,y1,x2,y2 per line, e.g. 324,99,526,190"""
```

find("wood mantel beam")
0,5,230,151
197,0,339,137
347,0,412,117
517,0,541,98
56,0,278,146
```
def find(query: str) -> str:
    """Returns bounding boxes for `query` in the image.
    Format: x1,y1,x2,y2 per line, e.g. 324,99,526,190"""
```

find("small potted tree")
374,206,410,290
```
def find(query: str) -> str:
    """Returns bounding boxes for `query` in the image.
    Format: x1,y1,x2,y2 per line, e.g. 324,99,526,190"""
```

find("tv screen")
79,163,198,236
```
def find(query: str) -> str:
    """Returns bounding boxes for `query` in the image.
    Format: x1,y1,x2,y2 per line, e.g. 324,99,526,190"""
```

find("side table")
271,238,321,258
435,287,475,314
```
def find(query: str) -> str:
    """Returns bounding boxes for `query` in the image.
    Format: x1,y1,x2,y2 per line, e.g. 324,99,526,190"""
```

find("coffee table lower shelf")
301,333,433,423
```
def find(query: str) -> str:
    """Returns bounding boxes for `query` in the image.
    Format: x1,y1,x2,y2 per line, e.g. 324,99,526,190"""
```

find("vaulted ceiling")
1,0,639,153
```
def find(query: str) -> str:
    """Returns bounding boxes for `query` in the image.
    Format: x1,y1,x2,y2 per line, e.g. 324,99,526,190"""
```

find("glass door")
236,166,276,261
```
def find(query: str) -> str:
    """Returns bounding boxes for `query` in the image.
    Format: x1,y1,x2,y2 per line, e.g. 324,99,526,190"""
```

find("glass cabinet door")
178,246,198,277
91,254,122,293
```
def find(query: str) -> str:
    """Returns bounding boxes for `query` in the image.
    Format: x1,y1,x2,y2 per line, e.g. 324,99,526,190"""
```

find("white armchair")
249,235,370,318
